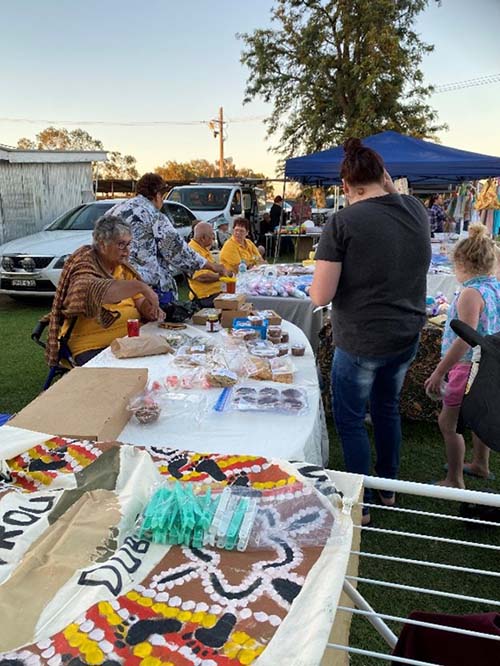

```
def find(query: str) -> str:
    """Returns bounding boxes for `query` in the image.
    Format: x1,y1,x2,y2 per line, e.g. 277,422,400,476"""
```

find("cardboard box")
221,303,253,328
192,308,222,326
213,293,247,311
252,309,282,326
10,367,148,441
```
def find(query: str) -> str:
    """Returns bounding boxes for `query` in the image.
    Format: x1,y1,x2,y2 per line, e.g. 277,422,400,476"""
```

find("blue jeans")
332,340,419,500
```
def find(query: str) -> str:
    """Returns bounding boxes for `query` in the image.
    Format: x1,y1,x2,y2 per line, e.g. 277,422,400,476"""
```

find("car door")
162,202,196,239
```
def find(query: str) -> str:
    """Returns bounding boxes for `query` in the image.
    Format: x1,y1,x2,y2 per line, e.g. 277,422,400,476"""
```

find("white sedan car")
0,198,197,297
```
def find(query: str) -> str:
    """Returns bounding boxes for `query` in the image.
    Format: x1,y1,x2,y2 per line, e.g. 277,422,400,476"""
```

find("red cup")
127,319,140,337
226,280,236,294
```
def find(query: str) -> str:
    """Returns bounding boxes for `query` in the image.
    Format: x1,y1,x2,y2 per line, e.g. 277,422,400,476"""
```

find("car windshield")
46,203,115,230
168,187,231,211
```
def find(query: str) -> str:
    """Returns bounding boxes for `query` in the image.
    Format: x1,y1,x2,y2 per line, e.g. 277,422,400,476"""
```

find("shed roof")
0,145,107,164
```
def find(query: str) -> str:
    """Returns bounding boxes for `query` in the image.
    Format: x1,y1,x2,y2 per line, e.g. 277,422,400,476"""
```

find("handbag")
161,274,203,323
450,319,500,452
162,300,201,323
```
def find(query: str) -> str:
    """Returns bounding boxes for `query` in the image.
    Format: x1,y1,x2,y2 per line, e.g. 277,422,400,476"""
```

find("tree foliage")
239,0,445,156
17,126,104,151
99,152,139,180
156,159,268,184
16,127,139,179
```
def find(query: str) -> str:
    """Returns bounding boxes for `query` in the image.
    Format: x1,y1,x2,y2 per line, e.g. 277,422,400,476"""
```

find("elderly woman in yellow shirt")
220,217,265,274
47,216,162,367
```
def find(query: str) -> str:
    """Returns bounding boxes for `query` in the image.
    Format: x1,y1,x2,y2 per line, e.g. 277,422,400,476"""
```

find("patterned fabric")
291,202,312,224
46,246,140,367
0,438,344,664
107,195,205,296
427,204,446,233
441,276,500,361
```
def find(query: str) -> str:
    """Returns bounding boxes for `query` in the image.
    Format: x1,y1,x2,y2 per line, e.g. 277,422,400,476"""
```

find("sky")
1,0,499,178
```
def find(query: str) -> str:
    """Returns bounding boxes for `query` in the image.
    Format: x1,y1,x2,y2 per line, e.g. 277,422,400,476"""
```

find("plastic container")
291,344,306,357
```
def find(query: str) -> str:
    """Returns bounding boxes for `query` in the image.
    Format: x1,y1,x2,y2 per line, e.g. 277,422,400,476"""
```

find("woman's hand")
424,369,445,395
383,169,398,194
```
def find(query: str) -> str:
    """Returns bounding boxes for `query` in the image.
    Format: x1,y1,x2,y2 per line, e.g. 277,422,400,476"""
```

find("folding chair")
31,316,76,390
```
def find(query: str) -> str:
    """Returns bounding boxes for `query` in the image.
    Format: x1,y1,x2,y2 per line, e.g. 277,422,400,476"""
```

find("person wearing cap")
188,222,227,307
215,217,231,249
107,173,225,305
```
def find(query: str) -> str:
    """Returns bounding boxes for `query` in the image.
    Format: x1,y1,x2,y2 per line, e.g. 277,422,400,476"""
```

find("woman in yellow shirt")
49,216,162,367
220,217,265,274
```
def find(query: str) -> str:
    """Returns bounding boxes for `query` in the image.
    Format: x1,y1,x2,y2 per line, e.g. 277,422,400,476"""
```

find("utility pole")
218,106,224,177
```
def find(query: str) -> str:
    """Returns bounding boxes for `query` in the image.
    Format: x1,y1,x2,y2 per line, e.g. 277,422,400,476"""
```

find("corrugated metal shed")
0,147,107,243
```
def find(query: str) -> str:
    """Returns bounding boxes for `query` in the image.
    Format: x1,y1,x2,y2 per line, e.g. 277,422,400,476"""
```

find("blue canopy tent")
285,130,500,185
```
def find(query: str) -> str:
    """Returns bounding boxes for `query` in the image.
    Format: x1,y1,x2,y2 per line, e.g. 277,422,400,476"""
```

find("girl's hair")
453,224,497,275
340,137,385,186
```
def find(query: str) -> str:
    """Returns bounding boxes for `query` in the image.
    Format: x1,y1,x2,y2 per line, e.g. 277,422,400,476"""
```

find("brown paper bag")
110,335,173,358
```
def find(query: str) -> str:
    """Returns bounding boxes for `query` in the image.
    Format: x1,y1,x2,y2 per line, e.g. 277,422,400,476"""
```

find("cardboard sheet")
9,367,148,441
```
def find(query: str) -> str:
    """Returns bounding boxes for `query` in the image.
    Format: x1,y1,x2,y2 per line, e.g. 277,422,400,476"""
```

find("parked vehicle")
0,198,196,297
167,179,267,233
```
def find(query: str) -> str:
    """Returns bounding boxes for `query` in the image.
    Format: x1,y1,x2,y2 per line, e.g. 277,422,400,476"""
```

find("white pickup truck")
166,179,267,232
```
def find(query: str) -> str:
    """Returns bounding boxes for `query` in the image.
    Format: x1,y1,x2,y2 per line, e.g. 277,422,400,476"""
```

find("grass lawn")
0,293,499,663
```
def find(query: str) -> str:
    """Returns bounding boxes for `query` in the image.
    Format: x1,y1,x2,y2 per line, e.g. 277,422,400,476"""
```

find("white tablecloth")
86,320,329,466
250,294,323,350
427,272,460,301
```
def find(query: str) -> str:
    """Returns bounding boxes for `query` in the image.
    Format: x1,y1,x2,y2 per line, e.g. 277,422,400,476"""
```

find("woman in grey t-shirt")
310,138,431,525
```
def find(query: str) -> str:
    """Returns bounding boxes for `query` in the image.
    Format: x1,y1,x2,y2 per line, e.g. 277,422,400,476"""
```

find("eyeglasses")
116,240,132,250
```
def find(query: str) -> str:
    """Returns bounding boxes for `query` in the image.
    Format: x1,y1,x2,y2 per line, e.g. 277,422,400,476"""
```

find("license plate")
12,279,37,287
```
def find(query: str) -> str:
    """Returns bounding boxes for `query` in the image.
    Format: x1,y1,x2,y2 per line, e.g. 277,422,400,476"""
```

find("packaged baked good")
205,368,238,388
244,356,272,381
128,393,162,424
291,344,306,357
267,325,282,338
281,332,289,343
270,357,295,384
247,315,264,327
228,385,308,414
248,340,279,358
276,344,289,357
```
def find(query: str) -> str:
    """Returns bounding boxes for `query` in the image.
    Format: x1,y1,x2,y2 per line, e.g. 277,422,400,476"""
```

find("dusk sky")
1,0,499,177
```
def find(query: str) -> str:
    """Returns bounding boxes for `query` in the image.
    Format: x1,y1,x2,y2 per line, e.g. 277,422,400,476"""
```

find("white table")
249,294,323,350
427,272,460,302
86,320,329,466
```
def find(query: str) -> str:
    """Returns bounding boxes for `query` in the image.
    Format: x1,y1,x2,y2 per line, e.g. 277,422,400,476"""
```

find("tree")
99,152,139,180
17,126,138,178
239,0,445,157
155,159,268,183
17,126,103,151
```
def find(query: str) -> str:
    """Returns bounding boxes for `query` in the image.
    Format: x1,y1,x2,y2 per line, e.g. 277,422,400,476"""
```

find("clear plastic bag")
230,384,308,415
136,479,341,552
270,356,296,384
128,387,209,424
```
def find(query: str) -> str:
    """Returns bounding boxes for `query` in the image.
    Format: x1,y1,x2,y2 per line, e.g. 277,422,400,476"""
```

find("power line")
0,115,267,127
0,117,210,127
433,73,500,93
0,74,498,129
